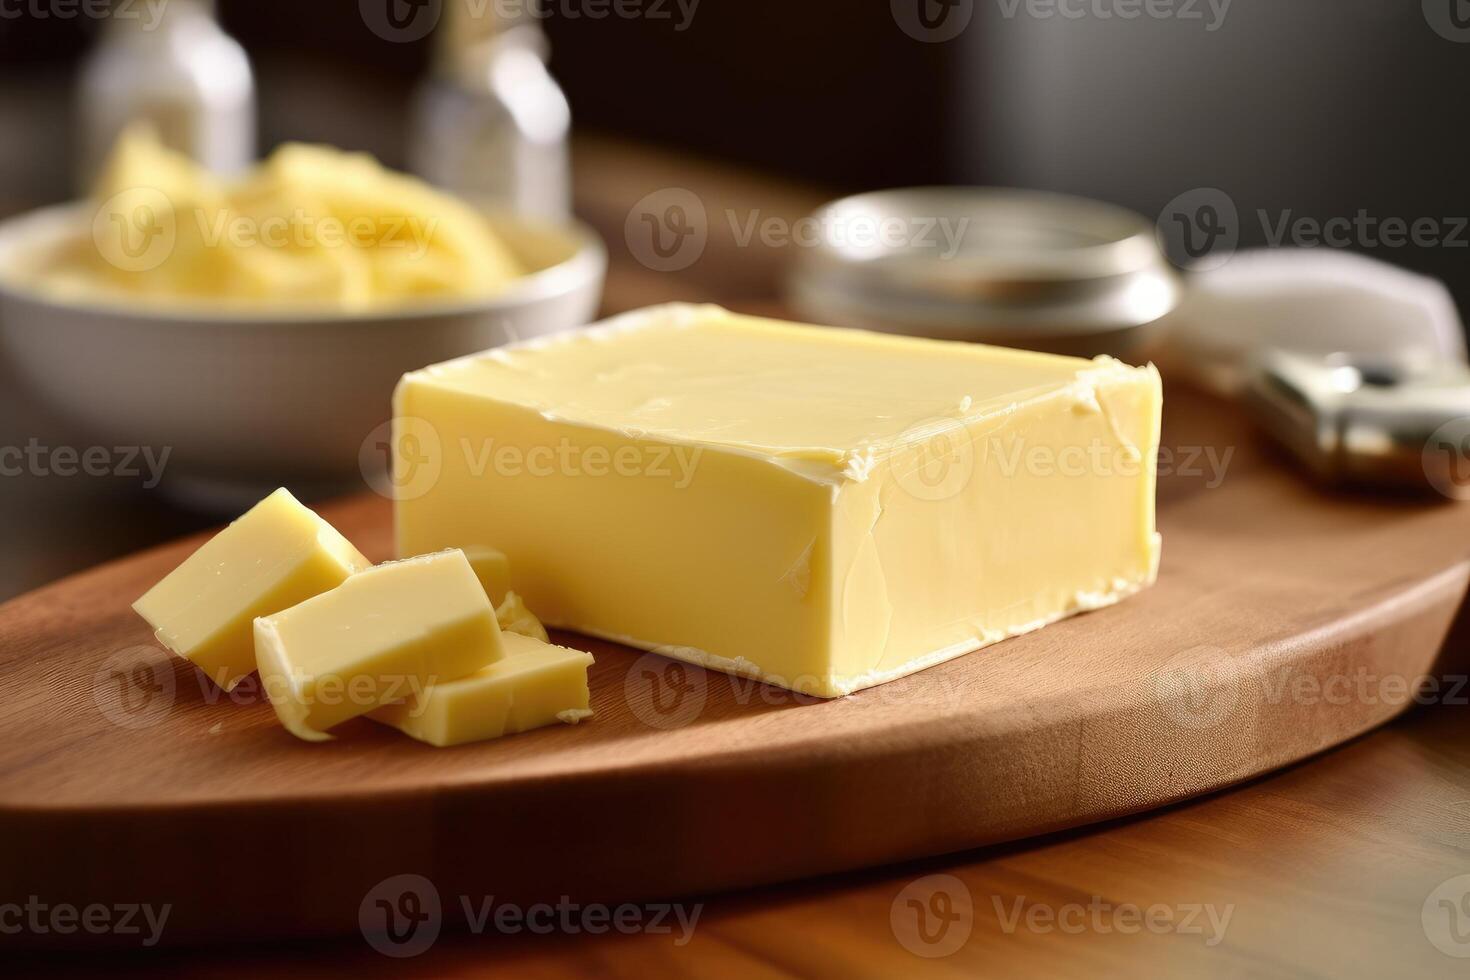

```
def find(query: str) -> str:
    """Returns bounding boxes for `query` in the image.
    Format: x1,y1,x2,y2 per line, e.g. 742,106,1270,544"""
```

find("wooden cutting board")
2,383,1468,949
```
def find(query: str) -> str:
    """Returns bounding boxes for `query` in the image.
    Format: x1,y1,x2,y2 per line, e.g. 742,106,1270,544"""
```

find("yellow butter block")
495,590,549,642
464,546,512,605
395,304,1162,698
132,488,370,691
254,549,505,742
370,632,593,747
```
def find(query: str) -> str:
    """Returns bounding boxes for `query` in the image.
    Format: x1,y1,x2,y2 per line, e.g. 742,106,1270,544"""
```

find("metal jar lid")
786,187,1182,357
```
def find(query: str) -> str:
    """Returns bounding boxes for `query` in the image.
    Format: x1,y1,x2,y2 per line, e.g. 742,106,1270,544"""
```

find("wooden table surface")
19,698,1470,978
10,139,1470,977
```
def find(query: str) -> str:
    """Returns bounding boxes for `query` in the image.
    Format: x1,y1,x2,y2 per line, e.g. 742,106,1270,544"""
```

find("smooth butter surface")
395,304,1162,697
414,303,1107,467
132,487,369,690
254,549,504,741
369,632,594,747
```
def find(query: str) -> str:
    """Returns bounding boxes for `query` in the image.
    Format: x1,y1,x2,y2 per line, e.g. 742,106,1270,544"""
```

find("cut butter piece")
495,590,549,642
370,632,594,747
254,549,505,742
462,546,546,638
394,303,1163,698
464,546,513,605
132,487,370,691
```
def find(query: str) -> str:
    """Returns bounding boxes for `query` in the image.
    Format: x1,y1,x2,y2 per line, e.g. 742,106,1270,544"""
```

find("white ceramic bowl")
0,203,605,508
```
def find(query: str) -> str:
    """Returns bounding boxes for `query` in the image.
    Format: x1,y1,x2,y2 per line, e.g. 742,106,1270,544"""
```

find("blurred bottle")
409,2,571,220
76,0,255,189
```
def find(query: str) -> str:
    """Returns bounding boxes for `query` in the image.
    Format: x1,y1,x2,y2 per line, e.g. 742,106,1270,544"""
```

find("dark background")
0,0,1468,598
2,2,1467,309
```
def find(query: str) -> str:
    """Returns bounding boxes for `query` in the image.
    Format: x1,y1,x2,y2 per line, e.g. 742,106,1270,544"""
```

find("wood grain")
0,383,1468,951
14,702,1470,976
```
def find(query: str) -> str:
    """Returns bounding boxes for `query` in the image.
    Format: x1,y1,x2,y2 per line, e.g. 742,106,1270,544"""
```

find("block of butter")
395,304,1162,698
254,549,505,741
133,487,370,690
370,632,594,747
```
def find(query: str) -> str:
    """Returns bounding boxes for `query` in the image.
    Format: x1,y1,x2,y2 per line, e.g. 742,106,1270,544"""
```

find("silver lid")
786,187,1181,357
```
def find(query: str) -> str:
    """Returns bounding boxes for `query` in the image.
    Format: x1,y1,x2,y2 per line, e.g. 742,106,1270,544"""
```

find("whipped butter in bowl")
0,128,604,507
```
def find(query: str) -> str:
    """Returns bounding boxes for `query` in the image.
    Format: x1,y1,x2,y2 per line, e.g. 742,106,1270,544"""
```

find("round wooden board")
2,384,1468,949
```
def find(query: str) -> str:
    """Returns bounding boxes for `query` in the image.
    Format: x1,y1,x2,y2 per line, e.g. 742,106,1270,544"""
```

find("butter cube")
370,632,594,747
133,488,370,690
495,590,549,642
254,549,505,741
395,304,1162,698
464,546,513,605
463,546,546,638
